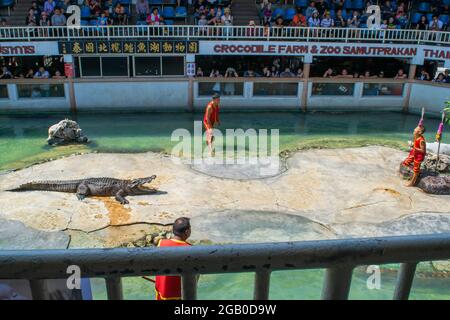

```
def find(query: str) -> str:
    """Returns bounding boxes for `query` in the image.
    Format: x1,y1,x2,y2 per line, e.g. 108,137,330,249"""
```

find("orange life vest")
155,238,191,300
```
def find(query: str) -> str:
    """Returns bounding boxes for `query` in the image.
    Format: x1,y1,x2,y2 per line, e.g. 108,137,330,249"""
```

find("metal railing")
0,233,450,300
0,26,449,45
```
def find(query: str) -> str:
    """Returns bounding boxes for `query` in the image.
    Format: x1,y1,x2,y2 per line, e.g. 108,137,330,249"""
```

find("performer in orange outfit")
402,125,427,186
155,217,191,300
203,93,221,156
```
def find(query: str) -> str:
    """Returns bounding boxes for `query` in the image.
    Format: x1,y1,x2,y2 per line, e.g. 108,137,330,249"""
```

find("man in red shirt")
155,217,192,300
203,93,221,156
402,125,427,186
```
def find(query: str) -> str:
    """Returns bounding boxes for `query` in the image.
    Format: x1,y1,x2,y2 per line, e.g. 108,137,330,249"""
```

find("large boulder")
417,175,450,195
427,143,450,156
423,153,450,174
47,119,88,146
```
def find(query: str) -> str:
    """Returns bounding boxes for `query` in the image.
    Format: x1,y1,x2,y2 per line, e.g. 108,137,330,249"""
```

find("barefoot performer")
402,125,427,186
203,93,221,156
153,217,192,300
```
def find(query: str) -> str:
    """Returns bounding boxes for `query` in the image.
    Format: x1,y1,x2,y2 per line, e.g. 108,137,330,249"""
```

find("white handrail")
0,26,449,45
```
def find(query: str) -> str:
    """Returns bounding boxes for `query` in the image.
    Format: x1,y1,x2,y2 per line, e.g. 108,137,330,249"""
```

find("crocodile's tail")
7,180,81,193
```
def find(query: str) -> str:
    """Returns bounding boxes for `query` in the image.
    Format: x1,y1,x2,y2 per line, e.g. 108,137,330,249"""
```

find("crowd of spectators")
0,65,65,79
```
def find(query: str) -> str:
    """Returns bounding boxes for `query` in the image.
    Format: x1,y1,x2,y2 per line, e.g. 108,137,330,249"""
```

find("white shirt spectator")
429,19,443,30
320,17,334,27
308,16,320,27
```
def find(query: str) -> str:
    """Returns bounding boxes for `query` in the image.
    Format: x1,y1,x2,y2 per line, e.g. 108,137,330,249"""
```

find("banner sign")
199,41,450,61
0,41,59,56
59,40,199,55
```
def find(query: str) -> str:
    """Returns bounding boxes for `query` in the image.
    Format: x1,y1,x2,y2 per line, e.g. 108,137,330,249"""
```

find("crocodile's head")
128,175,157,194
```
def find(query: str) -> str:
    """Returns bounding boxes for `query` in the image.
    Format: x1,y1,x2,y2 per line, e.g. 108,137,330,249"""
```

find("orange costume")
403,136,426,174
155,238,191,300
203,100,220,143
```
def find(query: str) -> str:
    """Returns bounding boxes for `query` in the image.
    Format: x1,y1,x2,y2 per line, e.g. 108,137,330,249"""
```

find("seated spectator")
221,7,233,34
444,70,450,83
380,19,388,29
305,1,316,19
353,72,360,78
40,12,51,26
136,0,150,21
291,10,306,27
395,2,405,19
394,69,407,79
296,68,304,78
315,0,329,16
429,15,443,31
378,70,385,78
381,0,395,20
274,17,284,28
196,67,204,77
270,66,279,77
52,70,66,79
308,11,320,27
335,68,353,78
262,67,271,77
323,68,334,78
434,73,446,83
52,8,67,26
26,9,38,26
90,0,102,16
34,67,50,79
386,16,397,29
44,0,56,16
224,67,238,78
96,10,109,26
280,68,295,77
210,69,222,77
114,3,128,25
416,15,428,30
320,12,334,28
0,67,12,79
347,11,360,28
335,10,346,27
198,14,208,34
247,20,257,37
243,69,256,77
418,69,431,81
360,70,377,78
25,68,34,79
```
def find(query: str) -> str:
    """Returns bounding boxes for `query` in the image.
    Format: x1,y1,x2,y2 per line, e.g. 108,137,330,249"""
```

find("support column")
301,55,312,112
403,64,417,113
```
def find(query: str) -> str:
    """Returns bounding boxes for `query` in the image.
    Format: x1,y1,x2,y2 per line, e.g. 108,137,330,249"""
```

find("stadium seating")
0,0,15,16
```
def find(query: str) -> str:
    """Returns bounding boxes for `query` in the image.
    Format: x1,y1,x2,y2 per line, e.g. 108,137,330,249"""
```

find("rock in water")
47,119,89,146
417,176,450,195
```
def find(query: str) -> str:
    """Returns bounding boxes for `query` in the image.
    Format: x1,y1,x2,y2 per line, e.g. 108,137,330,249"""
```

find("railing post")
254,271,271,300
105,277,123,300
29,279,50,300
393,262,417,300
182,273,197,300
321,266,353,300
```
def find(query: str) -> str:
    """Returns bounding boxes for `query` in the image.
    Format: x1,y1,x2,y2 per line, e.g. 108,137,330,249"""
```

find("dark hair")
419,125,426,133
172,217,191,236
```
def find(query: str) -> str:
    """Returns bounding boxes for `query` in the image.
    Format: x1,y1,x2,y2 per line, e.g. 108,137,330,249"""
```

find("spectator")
210,69,222,77
429,15,443,31
434,73,446,83
418,69,431,81
90,0,102,16
198,14,208,34
114,3,128,25
247,20,257,37
353,72,360,78
394,69,407,79
416,15,428,30
34,67,50,78
244,69,256,77
196,67,204,77
262,67,271,77
103,0,114,15
308,11,320,27
136,0,150,21
387,16,397,29
296,68,304,78
0,67,12,79
224,67,238,95
51,8,67,26
378,70,385,78
360,70,377,78
25,68,34,79
221,8,233,36
323,68,333,78
305,1,316,19
274,16,284,28
444,70,450,82
59,0,71,15
291,10,306,27
347,11,360,28
259,0,271,24
43,0,56,16
380,19,388,29
40,12,51,26
315,0,329,16
335,9,346,27
320,12,334,28
381,0,395,20
96,10,109,26
335,68,353,78
270,66,279,77
280,67,295,77
29,1,41,22
26,9,38,26
262,5,272,24
0,18,7,27
52,70,66,79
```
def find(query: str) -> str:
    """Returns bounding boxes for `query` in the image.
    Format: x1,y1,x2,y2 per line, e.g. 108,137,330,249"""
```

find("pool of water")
2,110,449,300
0,111,448,171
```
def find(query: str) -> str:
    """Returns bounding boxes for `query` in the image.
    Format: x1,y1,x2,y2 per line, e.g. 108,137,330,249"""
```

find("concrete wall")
409,83,450,116
74,81,190,111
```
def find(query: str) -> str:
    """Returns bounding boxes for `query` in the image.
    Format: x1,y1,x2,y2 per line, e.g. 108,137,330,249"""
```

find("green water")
1,111,449,171
1,111,449,299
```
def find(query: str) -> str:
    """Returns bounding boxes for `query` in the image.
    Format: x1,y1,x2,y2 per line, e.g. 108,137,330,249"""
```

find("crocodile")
8,175,159,204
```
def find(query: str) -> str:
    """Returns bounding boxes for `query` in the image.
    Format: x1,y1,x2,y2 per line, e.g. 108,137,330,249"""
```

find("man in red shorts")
402,125,427,186
203,93,221,156
154,217,192,300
